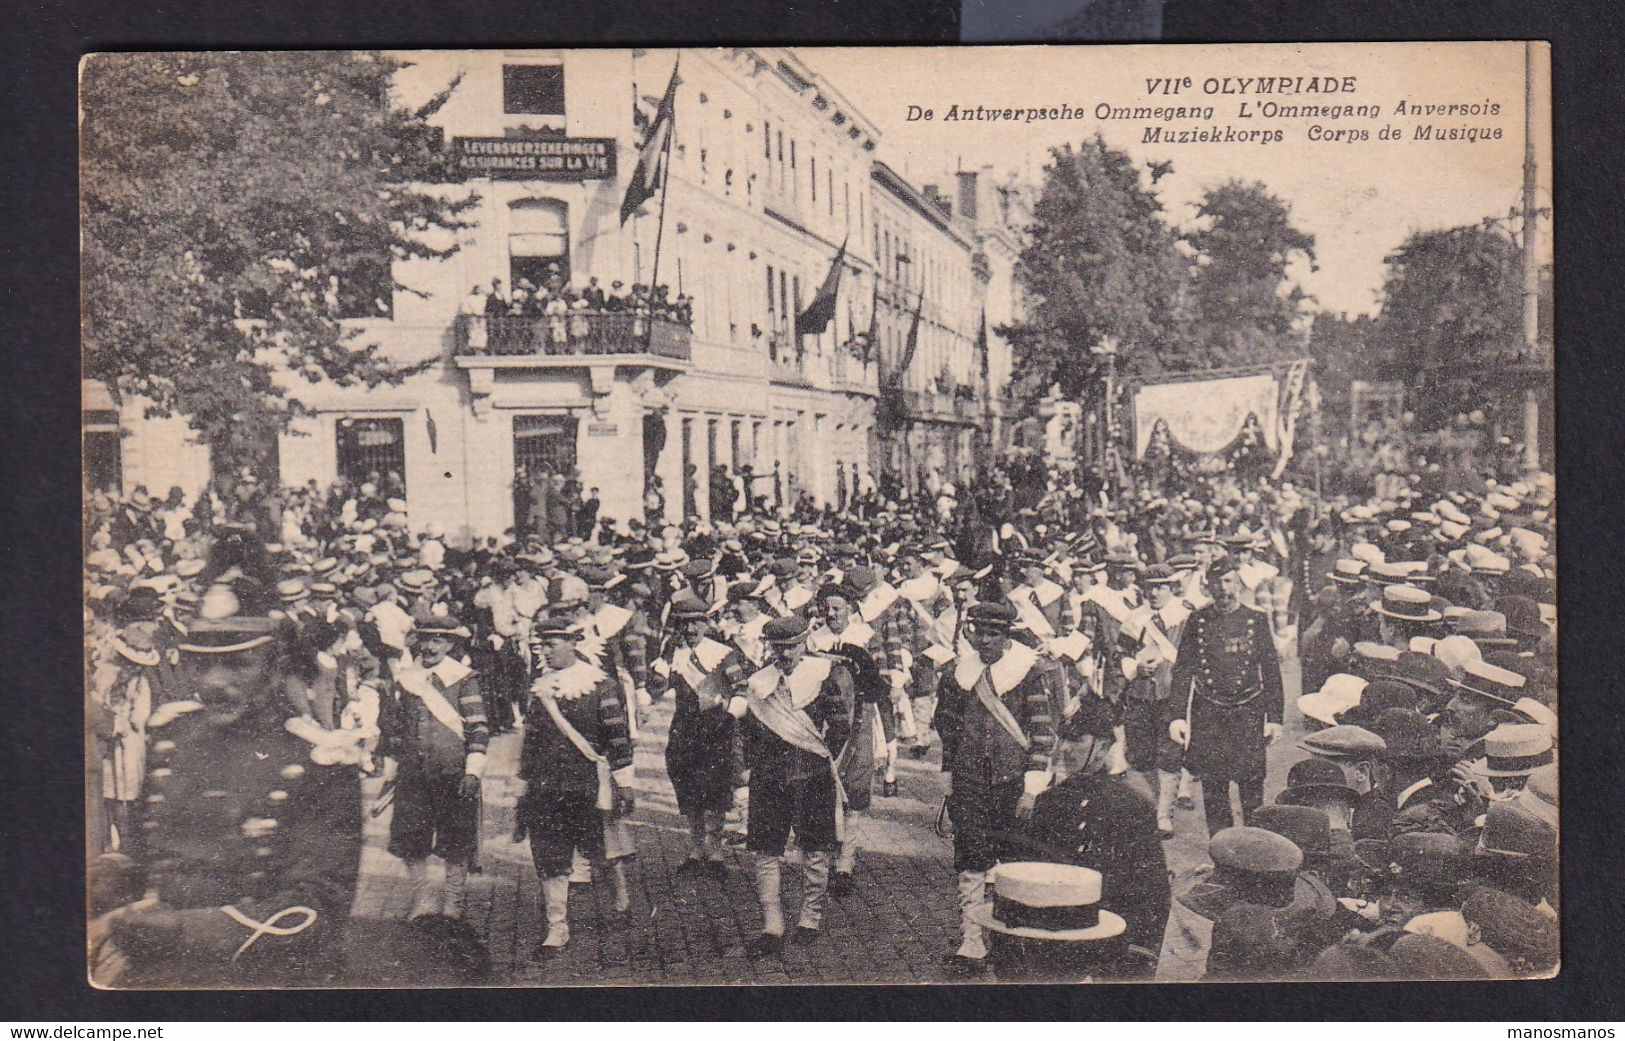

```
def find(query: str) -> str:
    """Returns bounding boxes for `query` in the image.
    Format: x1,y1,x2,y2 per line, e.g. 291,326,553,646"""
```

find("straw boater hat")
1447,659,1527,708
1471,723,1554,778
1370,584,1441,623
966,863,1127,942
1327,559,1368,585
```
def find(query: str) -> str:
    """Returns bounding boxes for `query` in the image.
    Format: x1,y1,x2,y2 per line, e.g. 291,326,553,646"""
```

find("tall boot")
609,859,632,914
1108,724,1131,776
678,813,708,875
1154,770,1179,839
702,813,728,878
796,851,832,938
404,858,437,920
537,874,571,953
442,860,469,919
747,854,785,955
833,810,859,894
568,848,593,884
952,869,990,963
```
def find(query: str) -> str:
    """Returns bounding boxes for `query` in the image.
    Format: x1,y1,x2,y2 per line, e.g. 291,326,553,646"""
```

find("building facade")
87,49,1027,542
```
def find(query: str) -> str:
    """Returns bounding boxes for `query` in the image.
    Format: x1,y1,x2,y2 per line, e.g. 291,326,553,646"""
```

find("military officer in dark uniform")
935,600,1063,972
1164,557,1285,836
89,581,365,988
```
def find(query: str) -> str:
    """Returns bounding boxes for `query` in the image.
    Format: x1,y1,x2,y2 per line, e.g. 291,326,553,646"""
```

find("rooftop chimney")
956,171,979,222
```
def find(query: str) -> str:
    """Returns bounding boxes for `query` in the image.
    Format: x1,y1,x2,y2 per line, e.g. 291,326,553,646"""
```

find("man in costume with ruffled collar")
515,616,636,957
807,573,891,896
376,605,490,921
659,591,750,879
739,613,856,954
88,577,366,987
934,600,1064,974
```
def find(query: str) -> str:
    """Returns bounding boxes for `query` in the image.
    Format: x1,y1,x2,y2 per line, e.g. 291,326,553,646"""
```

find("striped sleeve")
596,676,635,779
619,629,649,691
879,603,908,673
1023,671,1060,778
457,676,490,756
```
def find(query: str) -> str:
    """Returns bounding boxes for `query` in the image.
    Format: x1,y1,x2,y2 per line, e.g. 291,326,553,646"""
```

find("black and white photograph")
79,42,1555,988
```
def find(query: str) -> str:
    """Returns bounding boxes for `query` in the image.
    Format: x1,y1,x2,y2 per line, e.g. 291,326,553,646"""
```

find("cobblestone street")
349,652,1307,985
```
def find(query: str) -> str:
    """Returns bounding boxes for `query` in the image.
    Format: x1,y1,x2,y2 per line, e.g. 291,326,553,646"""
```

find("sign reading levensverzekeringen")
452,136,617,179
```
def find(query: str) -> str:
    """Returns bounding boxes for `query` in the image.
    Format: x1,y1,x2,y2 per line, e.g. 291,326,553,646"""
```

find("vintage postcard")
81,41,1554,987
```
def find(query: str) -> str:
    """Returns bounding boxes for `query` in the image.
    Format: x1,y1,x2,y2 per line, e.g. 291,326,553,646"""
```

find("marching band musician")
935,600,1064,974
739,614,856,954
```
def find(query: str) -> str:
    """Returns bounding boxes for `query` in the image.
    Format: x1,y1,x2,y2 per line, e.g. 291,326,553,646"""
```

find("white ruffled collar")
534,660,609,702
953,640,1039,694
748,656,833,708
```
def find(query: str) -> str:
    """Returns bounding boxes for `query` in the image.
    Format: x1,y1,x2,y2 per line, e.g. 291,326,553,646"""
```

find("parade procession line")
346,650,1303,985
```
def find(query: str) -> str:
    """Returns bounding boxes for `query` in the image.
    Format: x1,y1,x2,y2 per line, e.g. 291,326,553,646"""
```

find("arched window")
508,198,570,290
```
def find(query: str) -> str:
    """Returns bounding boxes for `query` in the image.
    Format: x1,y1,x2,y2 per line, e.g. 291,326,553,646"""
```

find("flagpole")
648,56,680,301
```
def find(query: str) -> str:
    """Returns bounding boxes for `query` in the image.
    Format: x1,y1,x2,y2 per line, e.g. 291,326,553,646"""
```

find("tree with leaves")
1001,135,1189,399
1182,179,1316,368
81,51,476,478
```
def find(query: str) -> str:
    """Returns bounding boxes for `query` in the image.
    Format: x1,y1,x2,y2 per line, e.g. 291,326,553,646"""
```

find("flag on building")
795,238,847,335
863,280,880,367
620,59,679,226
975,308,989,383
895,289,925,380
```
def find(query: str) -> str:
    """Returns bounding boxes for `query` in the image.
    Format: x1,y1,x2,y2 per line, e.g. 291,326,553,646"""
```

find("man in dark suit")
1014,698,1170,967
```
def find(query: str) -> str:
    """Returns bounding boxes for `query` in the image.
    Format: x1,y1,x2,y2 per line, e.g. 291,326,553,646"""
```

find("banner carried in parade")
1133,373,1280,459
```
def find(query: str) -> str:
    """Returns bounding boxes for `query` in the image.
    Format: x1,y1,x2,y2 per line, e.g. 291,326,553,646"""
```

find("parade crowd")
83,439,1558,985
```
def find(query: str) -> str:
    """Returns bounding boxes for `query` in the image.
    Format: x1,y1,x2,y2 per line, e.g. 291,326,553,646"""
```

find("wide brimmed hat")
1370,584,1442,623
968,863,1127,942
1297,673,1366,727
1334,679,1419,728
1447,659,1527,707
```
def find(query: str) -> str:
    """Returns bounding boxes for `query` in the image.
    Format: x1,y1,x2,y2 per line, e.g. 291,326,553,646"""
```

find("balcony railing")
456,312,691,362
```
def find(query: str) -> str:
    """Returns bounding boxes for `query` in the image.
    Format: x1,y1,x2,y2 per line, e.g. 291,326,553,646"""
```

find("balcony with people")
454,275,693,363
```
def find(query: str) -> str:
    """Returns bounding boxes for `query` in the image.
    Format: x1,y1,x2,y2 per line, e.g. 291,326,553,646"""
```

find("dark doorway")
513,414,578,537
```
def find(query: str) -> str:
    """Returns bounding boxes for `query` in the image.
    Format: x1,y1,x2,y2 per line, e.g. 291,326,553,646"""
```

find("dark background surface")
5,0,1621,1021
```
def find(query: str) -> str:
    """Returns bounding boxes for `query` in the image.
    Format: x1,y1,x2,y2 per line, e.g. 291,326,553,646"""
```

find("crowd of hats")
1196,473,1558,981
84,451,1556,983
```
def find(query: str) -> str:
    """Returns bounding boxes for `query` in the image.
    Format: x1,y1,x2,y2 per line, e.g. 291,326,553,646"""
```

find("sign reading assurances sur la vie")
452,137,617,180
